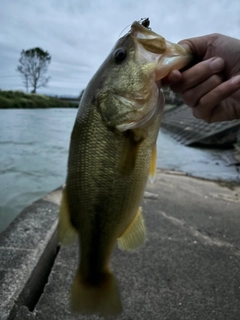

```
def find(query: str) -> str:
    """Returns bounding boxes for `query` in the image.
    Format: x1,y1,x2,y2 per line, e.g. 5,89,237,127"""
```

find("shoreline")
157,167,240,188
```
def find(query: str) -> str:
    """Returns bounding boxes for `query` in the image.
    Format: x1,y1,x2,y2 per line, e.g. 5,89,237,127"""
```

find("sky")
1,0,240,97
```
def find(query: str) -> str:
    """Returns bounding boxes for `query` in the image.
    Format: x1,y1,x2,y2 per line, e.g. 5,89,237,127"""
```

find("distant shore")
0,90,79,109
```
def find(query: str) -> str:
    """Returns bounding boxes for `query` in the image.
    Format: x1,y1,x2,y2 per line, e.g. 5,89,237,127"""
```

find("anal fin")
58,185,78,246
118,207,146,251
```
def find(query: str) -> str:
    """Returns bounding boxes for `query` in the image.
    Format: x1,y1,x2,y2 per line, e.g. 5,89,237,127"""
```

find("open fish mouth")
130,21,192,80
131,20,167,53
114,21,192,132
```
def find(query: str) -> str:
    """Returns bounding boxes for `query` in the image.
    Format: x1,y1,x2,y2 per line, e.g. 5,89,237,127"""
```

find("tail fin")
71,268,122,316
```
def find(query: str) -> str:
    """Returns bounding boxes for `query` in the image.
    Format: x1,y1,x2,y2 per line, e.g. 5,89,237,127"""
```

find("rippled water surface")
0,108,239,233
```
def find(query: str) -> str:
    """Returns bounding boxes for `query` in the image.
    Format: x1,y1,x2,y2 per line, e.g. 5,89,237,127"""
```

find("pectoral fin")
119,130,143,173
58,185,78,246
149,143,157,183
118,207,146,251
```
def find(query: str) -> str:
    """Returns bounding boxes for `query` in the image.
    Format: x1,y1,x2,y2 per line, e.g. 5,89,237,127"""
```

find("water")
0,109,75,233
0,109,239,233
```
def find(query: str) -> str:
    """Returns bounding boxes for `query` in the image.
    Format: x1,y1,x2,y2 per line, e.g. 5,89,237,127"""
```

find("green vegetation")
0,90,79,109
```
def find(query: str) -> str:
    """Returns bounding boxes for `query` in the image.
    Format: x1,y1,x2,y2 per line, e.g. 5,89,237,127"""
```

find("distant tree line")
0,90,78,109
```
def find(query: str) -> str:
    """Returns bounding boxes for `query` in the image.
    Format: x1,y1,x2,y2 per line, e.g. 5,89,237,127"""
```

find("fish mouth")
130,21,192,80
131,21,167,54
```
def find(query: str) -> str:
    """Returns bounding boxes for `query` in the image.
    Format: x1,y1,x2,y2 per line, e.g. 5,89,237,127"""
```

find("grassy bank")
0,90,79,109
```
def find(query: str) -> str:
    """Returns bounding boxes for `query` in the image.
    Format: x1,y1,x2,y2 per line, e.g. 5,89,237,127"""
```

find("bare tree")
17,48,51,93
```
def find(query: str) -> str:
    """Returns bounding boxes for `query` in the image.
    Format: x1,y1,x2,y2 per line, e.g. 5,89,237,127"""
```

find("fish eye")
114,48,127,64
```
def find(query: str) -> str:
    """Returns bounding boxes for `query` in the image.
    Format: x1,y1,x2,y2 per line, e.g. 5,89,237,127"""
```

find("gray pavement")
1,171,240,320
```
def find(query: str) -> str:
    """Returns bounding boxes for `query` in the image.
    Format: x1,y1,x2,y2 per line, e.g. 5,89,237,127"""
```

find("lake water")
1,108,239,233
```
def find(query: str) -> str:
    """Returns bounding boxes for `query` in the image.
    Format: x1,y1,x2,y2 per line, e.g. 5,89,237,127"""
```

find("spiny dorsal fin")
149,143,157,183
118,207,146,251
58,185,78,246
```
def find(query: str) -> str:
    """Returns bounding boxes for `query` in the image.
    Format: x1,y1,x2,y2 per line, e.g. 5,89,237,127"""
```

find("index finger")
192,75,240,122
178,34,218,58
170,57,225,93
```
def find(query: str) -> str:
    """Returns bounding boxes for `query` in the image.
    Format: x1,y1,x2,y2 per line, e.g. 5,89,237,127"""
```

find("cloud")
1,0,240,96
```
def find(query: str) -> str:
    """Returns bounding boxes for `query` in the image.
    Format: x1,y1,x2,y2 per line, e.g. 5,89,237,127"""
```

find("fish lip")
130,21,162,40
130,21,167,54
130,21,193,80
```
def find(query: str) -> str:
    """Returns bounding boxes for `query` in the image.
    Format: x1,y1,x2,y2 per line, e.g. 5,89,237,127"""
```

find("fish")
58,19,192,316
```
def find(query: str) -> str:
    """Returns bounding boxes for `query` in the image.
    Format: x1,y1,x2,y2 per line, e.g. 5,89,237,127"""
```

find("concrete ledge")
0,188,62,320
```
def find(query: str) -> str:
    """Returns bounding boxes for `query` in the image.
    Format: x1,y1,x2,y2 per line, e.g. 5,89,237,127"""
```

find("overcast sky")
1,0,240,97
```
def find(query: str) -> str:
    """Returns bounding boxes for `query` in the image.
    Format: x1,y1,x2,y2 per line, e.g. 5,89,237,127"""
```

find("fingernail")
231,75,240,86
210,58,224,71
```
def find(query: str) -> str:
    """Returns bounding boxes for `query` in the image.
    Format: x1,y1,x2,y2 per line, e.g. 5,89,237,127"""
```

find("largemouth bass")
58,19,192,316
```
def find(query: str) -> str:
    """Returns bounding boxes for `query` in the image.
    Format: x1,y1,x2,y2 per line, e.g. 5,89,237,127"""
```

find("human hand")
163,33,240,123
